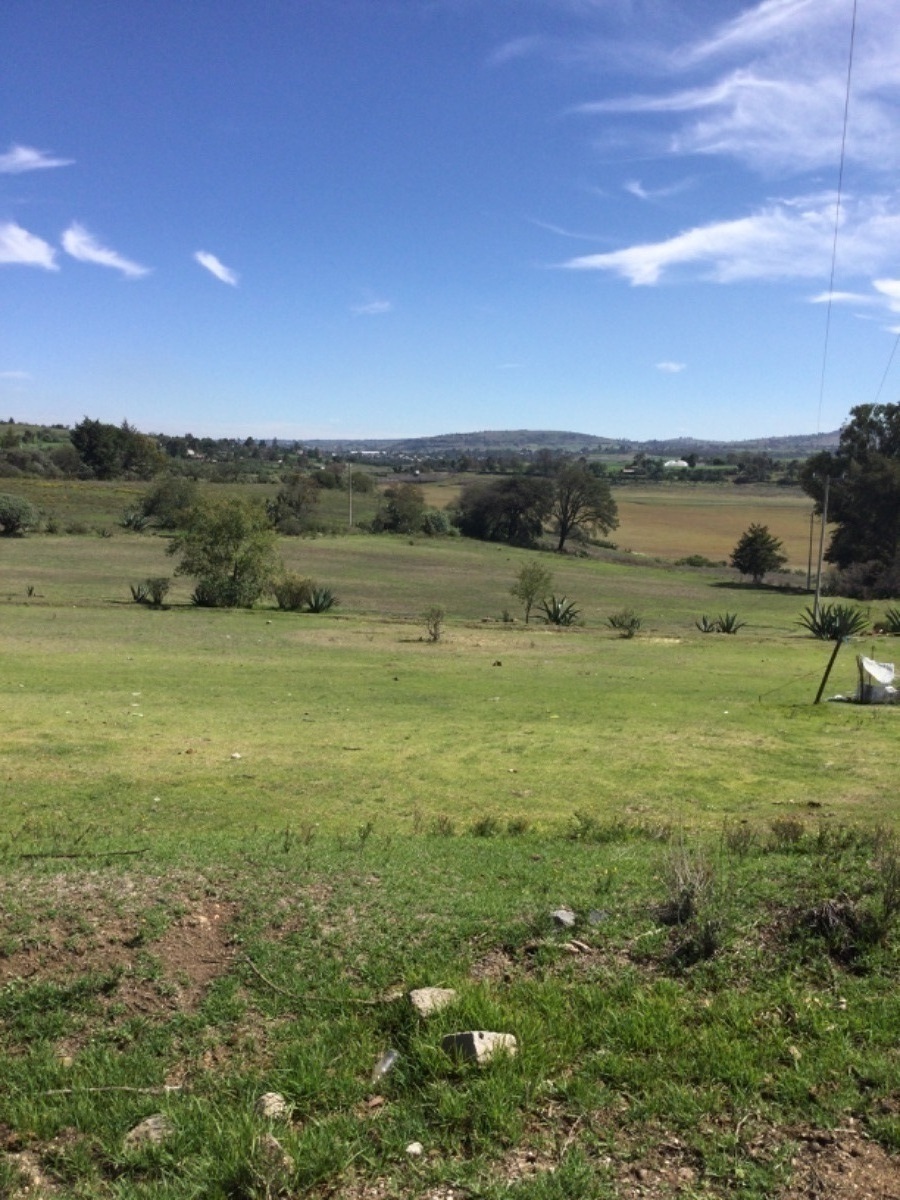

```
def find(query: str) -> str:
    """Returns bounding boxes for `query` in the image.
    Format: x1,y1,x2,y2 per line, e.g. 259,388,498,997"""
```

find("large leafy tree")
71,417,164,480
167,496,280,607
730,523,787,584
800,404,900,576
373,483,426,534
454,476,553,547
550,463,618,552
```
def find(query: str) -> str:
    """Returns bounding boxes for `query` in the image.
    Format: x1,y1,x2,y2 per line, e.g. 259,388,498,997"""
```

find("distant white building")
664,459,689,469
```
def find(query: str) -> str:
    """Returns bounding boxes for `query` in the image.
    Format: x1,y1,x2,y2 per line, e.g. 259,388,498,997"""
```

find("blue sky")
2,0,899,442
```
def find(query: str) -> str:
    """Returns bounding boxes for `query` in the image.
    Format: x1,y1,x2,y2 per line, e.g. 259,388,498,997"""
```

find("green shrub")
422,605,445,642
0,492,38,536
882,607,900,634
676,554,721,568
272,574,314,611
606,608,642,638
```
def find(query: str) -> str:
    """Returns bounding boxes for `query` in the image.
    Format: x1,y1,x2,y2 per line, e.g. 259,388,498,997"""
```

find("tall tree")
730,523,787,584
167,496,280,607
550,463,618,552
455,476,553,547
800,403,900,575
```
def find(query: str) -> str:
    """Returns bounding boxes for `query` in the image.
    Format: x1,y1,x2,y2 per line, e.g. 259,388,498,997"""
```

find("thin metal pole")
813,474,830,620
806,507,816,592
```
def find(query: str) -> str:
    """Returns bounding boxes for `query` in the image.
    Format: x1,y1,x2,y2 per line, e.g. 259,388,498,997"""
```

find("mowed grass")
2,489,899,1199
1,528,895,849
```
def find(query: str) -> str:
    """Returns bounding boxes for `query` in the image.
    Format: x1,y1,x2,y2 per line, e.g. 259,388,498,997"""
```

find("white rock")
124,1113,174,1150
552,908,576,928
231,752,242,760
409,987,457,1017
442,1030,518,1064
405,1141,424,1156
256,1091,289,1119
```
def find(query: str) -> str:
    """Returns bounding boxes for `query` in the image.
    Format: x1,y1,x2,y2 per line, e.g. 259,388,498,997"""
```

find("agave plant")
798,603,869,641
695,614,719,633
539,595,580,626
883,607,900,635
716,612,746,634
305,586,338,613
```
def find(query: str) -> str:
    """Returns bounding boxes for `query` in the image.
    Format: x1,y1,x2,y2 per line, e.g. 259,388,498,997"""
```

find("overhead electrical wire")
816,0,859,433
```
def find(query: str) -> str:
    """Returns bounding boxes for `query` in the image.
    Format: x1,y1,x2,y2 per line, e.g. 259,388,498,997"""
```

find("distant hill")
306,429,840,458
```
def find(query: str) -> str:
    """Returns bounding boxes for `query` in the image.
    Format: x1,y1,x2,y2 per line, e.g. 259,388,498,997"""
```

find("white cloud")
0,370,32,380
487,35,546,67
0,221,58,269
0,144,74,174
61,223,150,278
351,299,393,315
624,177,692,202
656,361,686,373
873,279,900,312
574,0,900,175
194,250,239,286
560,194,900,286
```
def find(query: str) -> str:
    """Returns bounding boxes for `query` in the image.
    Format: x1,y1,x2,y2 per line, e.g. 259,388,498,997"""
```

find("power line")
816,0,859,434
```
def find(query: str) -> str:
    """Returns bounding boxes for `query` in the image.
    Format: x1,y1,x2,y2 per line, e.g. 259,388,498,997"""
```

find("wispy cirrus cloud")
351,298,393,315
574,0,900,175
0,143,74,174
560,194,900,286
624,178,692,202
0,370,32,381
656,361,686,373
0,221,58,269
194,250,239,286
61,223,150,278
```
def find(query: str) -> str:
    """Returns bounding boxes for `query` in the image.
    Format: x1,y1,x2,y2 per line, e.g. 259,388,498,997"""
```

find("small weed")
606,608,642,638
721,820,758,857
657,841,715,925
567,812,634,844
430,814,456,837
506,816,530,836
470,815,500,837
770,816,806,850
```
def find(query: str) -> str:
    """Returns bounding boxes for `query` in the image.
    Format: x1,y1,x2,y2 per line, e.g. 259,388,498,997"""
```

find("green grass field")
1,487,897,1198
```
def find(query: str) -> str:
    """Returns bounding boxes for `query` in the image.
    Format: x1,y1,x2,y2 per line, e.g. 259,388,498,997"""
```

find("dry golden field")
419,477,820,569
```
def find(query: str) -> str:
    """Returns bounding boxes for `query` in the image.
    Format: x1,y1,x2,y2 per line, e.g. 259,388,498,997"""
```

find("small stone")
409,987,457,1017
551,908,576,928
442,1030,518,1064
124,1113,174,1150
257,1132,294,1174
406,1141,424,1156
256,1091,289,1119
231,752,242,760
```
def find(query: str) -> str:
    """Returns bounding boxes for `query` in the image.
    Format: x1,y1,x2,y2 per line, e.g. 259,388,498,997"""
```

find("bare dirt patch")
0,870,236,1024
780,1125,900,1200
